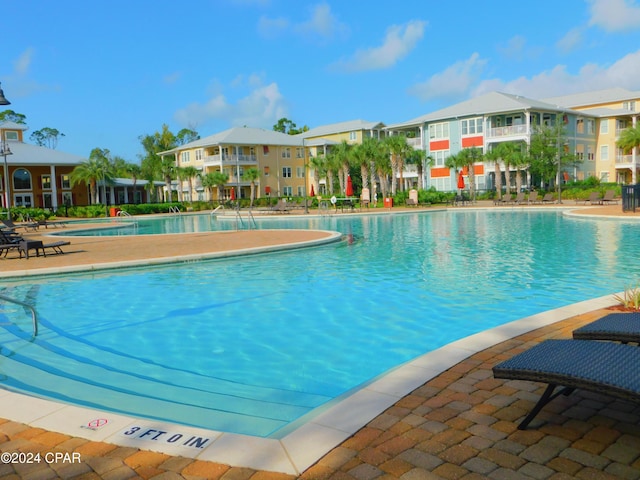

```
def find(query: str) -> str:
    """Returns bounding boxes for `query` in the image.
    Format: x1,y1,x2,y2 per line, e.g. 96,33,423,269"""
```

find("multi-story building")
0,121,88,211
544,88,640,184
297,119,386,195
161,126,308,201
386,91,598,192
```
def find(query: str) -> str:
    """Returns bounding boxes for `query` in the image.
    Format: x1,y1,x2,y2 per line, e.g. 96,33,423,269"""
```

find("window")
61,174,71,189
429,122,449,140
600,145,609,161
13,169,31,190
283,186,292,196
62,191,73,206
4,131,18,141
600,120,609,134
432,150,449,167
263,145,269,155
43,193,53,208
264,166,270,176
349,132,357,141
587,146,594,161
600,171,610,182
282,148,291,158
296,166,305,178
181,151,190,163
587,119,595,135
41,175,51,190
195,149,203,161
297,186,305,196
282,167,292,178
461,117,483,135
623,101,636,111
296,147,304,158
576,118,584,134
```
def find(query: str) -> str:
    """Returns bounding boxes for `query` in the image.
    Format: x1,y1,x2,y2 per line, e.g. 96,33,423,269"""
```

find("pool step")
0,326,331,437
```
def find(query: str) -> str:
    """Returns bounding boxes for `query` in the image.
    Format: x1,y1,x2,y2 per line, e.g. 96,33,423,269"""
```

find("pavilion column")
49,165,58,210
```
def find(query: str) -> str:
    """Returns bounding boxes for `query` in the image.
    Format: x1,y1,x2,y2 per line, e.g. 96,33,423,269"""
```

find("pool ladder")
169,206,181,215
0,293,38,337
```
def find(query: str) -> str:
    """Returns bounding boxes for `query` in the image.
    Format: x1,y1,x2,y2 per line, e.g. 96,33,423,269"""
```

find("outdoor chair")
601,190,619,205
573,312,640,344
42,240,71,255
528,191,541,204
580,191,603,205
541,193,556,204
2,218,38,232
514,192,526,204
494,193,512,206
493,339,640,429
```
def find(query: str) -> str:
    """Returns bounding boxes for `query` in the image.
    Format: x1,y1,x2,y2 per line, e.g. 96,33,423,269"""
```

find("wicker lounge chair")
541,193,555,203
601,190,619,205
527,191,541,204
573,312,640,344
493,339,640,429
580,191,603,205
42,240,71,254
2,218,38,232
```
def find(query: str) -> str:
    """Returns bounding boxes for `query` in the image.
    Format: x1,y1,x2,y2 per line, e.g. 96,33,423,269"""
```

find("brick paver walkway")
2,308,639,479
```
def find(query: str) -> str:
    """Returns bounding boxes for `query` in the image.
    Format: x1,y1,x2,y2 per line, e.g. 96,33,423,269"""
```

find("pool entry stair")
0,314,332,437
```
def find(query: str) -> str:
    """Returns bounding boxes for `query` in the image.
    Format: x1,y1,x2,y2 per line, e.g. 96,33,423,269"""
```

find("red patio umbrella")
457,171,465,190
346,175,354,197
309,184,315,197
230,187,236,200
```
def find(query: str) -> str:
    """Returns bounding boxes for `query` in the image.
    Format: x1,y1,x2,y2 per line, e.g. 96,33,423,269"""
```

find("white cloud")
14,48,34,75
497,35,527,59
472,49,640,99
556,27,584,54
294,3,348,40
257,15,289,38
163,71,182,85
174,78,288,129
332,19,427,73
587,0,640,32
407,53,487,101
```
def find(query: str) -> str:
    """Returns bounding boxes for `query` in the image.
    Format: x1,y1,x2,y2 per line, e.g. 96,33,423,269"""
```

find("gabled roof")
161,126,302,154
0,121,28,131
386,92,585,129
3,140,86,166
543,88,640,108
298,119,385,139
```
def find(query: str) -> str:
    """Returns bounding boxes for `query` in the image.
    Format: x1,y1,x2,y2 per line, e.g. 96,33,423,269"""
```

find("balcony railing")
616,155,635,164
487,125,529,138
406,137,422,148
203,154,258,166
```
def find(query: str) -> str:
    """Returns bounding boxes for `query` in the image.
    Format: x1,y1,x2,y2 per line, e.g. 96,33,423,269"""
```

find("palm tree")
242,167,260,206
309,154,327,197
124,163,142,203
332,140,352,195
181,166,200,202
201,171,229,202
384,135,411,194
405,149,431,190
70,158,104,205
617,124,640,182
374,141,392,199
324,150,341,196
160,157,176,202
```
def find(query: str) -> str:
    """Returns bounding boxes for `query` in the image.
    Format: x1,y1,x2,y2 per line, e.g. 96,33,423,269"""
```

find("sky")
3,0,640,161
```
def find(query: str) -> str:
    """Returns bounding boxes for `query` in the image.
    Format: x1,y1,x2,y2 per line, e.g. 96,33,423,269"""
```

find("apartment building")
545,87,640,184
386,91,598,192
0,121,88,210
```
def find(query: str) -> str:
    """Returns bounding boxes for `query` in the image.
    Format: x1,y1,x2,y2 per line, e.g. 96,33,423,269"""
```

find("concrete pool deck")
1,204,640,479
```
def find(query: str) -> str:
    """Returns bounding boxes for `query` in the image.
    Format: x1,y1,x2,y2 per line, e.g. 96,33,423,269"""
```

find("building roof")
543,87,640,108
2,140,86,166
0,121,28,131
386,91,588,129
161,126,303,155
298,119,385,139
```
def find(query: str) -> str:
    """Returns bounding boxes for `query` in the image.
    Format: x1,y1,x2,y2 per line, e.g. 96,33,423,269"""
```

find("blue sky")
3,0,640,161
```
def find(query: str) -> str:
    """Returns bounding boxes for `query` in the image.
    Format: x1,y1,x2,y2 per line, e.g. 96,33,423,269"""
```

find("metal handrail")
169,206,181,214
211,205,225,215
0,293,38,337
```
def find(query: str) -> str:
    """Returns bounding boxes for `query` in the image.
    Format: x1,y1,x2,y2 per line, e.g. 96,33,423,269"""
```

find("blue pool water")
1,210,638,437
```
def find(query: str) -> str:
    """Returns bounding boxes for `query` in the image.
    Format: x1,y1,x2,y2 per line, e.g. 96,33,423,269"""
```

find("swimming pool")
0,210,638,438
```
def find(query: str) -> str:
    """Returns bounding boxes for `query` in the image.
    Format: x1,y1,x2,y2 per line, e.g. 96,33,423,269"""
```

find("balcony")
486,124,530,139
203,153,258,166
406,137,422,149
616,155,635,166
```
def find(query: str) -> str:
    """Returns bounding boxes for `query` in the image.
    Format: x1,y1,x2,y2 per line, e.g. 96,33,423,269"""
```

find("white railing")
203,154,258,166
616,155,635,164
406,137,422,148
487,125,529,138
